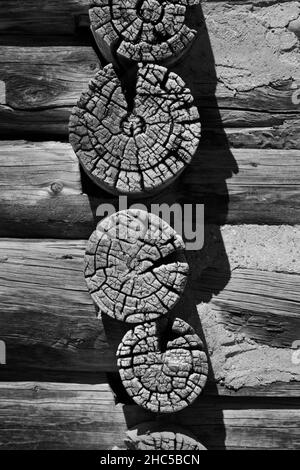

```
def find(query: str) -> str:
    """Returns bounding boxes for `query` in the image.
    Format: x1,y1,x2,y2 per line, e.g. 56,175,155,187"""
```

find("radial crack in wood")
84,209,189,323
125,422,206,450
117,317,208,413
69,63,200,196
90,0,200,64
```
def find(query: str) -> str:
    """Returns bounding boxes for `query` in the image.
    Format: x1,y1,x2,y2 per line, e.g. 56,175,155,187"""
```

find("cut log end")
69,63,200,196
90,0,200,65
117,317,208,413
125,422,206,450
84,209,189,323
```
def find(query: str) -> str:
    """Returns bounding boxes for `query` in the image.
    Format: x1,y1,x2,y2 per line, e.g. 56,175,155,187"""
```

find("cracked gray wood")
69,63,200,196
85,209,189,323
0,382,300,449
1,1,300,144
117,318,208,413
90,0,200,65
0,236,300,394
125,422,206,450
1,142,300,237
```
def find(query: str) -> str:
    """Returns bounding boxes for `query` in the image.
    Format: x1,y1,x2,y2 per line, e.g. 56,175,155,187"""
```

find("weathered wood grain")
0,41,298,142
90,0,200,65
70,64,200,195
0,237,299,395
0,1,295,38
0,142,299,236
0,1,89,38
0,0,300,145
0,382,299,449
85,210,189,323
117,318,208,413
124,422,207,450
0,141,97,238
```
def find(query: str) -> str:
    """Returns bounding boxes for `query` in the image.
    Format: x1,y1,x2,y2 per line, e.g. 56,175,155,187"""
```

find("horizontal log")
0,0,299,145
0,234,299,395
0,1,295,38
0,142,299,236
0,382,299,449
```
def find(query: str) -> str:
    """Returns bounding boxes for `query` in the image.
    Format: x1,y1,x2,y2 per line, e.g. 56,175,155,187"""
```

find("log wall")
0,0,299,449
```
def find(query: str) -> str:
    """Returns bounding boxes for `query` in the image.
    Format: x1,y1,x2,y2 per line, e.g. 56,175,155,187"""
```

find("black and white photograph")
0,0,299,455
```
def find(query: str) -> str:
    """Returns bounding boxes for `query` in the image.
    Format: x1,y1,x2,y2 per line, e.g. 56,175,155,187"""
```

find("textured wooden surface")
0,0,300,147
124,422,207,450
117,319,208,413
85,210,188,323
0,382,299,450
70,64,200,195
90,0,200,64
0,42,299,146
0,236,299,396
0,0,300,450
0,141,300,239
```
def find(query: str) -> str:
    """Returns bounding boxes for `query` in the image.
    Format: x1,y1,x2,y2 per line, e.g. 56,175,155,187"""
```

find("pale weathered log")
1,0,300,145
125,422,206,450
70,63,200,195
0,1,295,39
1,142,300,235
0,382,299,449
117,318,208,413
0,236,300,395
90,0,200,65
85,209,189,322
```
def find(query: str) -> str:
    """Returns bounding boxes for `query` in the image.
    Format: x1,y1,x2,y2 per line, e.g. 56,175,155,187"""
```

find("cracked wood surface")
0,1,300,146
117,319,208,413
0,234,299,395
70,64,200,195
90,0,200,65
0,1,296,38
124,422,206,450
0,382,299,449
85,210,188,322
0,142,299,238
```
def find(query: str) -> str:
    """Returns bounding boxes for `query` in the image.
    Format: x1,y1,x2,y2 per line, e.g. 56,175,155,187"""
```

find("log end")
117,317,208,412
84,209,189,323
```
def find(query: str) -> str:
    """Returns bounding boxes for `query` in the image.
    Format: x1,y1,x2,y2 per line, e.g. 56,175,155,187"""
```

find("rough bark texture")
70,63,200,195
85,209,189,323
117,318,208,413
125,422,206,450
90,0,200,64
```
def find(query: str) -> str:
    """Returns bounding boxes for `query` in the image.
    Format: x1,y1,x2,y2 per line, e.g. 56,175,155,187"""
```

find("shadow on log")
98,4,239,449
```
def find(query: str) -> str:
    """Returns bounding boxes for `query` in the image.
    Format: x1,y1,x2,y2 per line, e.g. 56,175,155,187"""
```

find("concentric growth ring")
69,63,200,196
90,0,201,64
117,318,208,412
125,422,207,450
84,209,189,323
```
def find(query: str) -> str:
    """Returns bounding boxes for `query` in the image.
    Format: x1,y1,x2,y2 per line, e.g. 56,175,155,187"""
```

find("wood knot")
84,209,189,323
50,181,64,195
